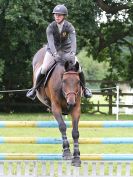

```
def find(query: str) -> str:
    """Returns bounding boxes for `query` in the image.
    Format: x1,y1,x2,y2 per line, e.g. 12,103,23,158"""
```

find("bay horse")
32,47,82,167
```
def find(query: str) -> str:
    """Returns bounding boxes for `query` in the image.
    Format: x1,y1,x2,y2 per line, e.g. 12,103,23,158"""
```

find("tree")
90,1,133,82
0,0,133,112
0,0,47,89
0,0,49,111
62,0,133,82
78,50,109,80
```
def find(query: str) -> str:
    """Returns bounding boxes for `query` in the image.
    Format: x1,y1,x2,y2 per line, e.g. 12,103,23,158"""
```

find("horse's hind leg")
52,107,72,160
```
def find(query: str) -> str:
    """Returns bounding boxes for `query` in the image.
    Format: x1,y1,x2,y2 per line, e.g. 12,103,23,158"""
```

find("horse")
32,47,82,167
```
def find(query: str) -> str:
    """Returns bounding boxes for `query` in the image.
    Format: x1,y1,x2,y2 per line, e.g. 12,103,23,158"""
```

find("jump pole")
0,120,132,176
0,137,133,144
0,120,133,128
0,153,133,160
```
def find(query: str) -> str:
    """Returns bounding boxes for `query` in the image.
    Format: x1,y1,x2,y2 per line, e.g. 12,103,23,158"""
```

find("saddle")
40,62,57,88
39,62,69,115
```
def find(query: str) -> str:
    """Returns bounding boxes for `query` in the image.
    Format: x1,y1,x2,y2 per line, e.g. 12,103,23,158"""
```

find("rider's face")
54,14,65,24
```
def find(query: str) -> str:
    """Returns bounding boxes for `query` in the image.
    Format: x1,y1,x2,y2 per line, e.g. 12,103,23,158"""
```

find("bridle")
62,71,81,99
63,90,80,99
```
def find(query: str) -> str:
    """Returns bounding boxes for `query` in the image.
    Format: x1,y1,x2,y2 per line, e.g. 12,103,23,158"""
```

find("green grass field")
0,112,133,120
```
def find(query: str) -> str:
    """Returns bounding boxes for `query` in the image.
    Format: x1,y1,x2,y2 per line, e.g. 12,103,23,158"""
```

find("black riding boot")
79,72,92,98
26,72,45,100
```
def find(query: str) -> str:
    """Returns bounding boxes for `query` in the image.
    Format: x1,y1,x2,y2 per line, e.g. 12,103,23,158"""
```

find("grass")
0,113,133,176
0,112,133,120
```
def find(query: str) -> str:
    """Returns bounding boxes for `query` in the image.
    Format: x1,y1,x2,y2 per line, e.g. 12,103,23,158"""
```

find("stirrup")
26,88,36,100
84,88,92,98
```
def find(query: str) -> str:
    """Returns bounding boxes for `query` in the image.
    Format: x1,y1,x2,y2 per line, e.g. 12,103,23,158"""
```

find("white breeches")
40,51,80,75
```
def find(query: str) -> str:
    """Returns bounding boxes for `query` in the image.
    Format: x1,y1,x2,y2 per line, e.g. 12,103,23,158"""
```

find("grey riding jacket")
46,20,76,55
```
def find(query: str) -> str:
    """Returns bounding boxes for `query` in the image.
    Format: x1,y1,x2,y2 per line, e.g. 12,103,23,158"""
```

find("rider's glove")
53,53,60,62
68,52,76,64
70,52,75,60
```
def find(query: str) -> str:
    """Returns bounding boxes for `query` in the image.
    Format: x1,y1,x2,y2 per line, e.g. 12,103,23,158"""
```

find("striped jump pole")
0,120,133,177
0,137,133,144
0,153,133,160
0,120,133,128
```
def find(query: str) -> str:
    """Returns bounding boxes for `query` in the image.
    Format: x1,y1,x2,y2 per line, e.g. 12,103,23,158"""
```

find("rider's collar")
57,21,65,33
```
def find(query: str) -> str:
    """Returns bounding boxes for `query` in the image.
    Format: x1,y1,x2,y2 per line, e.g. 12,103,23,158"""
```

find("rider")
26,4,92,100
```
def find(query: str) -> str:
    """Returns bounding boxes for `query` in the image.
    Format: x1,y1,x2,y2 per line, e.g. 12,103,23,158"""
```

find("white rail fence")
0,160,133,177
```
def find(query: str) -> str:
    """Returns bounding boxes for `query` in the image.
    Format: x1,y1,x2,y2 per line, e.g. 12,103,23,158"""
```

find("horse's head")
62,61,81,108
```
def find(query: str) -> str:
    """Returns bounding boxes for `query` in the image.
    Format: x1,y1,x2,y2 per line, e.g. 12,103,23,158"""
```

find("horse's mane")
63,60,80,72
57,54,78,72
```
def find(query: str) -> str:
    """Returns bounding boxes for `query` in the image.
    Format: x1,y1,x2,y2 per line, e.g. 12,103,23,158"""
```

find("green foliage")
81,98,94,113
0,0,132,112
87,1,132,84
67,1,97,51
78,50,109,80
0,59,4,82
0,0,47,91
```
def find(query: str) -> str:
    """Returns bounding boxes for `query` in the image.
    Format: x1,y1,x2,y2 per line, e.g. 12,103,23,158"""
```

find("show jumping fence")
0,121,133,177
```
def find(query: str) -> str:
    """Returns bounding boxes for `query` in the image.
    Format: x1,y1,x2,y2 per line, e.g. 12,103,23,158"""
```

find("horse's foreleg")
71,107,81,167
59,118,72,160
52,104,72,160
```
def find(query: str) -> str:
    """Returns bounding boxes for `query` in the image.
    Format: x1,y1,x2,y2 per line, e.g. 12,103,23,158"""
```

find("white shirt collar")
57,21,64,33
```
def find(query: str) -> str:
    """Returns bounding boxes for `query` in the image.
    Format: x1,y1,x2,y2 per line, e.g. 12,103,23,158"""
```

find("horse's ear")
75,61,79,71
64,61,69,71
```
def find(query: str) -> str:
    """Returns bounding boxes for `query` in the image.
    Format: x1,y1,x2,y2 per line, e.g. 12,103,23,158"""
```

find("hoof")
71,157,81,167
63,149,72,160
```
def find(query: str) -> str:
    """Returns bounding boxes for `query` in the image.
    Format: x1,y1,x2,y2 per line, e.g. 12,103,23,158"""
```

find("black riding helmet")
52,5,68,15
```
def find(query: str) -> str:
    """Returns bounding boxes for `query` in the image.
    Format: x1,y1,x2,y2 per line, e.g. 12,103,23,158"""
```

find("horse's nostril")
67,102,75,108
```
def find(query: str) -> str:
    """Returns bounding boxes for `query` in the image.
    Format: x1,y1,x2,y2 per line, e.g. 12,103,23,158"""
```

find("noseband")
62,71,81,99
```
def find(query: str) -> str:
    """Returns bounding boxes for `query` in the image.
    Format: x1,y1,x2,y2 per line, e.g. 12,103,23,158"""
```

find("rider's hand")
53,53,60,62
70,52,75,60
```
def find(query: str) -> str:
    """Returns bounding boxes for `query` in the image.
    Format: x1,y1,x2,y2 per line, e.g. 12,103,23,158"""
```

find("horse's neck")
55,63,65,76
50,64,64,89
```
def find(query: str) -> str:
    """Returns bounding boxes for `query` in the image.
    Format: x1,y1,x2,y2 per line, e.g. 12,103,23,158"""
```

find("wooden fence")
91,91,133,115
0,80,133,114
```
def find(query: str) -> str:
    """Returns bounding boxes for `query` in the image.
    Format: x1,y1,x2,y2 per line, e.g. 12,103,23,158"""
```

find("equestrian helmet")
52,5,68,15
